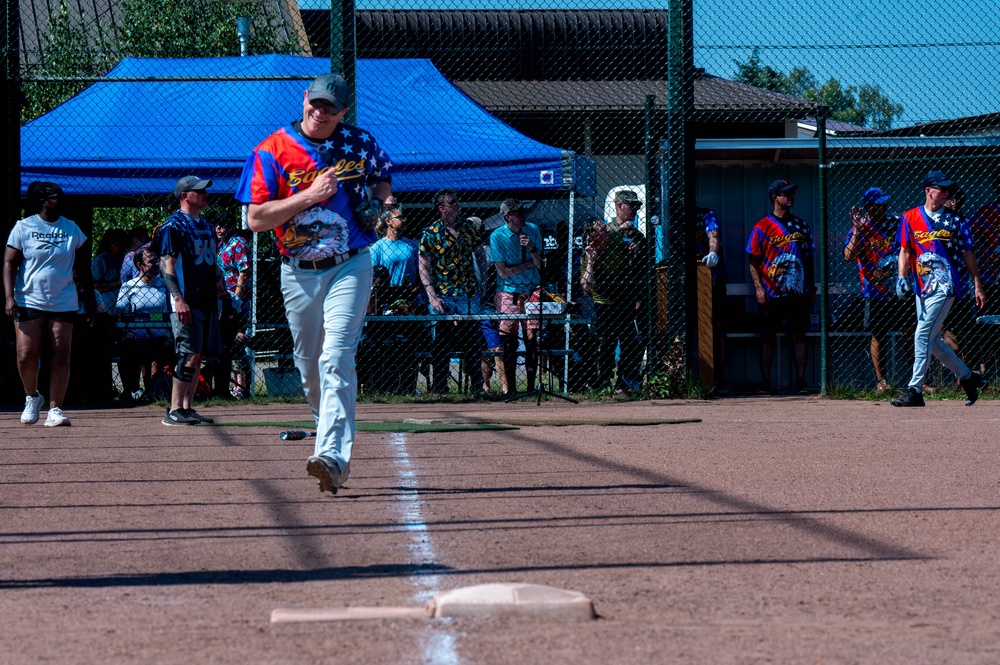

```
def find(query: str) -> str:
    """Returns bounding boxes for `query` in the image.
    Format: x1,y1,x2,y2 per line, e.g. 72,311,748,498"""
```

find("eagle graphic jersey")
843,215,901,299
235,121,393,261
897,206,973,298
746,213,815,299
970,202,1000,286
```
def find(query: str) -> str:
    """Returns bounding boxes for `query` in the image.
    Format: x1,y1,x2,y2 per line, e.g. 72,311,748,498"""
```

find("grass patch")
477,417,702,427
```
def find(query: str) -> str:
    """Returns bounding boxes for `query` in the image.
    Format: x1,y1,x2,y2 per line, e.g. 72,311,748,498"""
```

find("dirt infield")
3,397,1000,664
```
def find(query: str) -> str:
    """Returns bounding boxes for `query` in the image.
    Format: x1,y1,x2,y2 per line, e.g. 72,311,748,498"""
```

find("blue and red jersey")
970,202,1000,286
746,214,815,299
235,122,393,260
843,215,900,299
897,206,973,298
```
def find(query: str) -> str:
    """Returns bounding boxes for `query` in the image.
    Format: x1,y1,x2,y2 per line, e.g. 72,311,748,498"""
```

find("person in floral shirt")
213,212,252,398
418,188,488,394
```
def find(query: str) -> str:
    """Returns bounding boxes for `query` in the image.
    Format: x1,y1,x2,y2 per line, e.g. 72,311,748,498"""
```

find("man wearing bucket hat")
155,175,221,426
892,171,985,407
843,186,906,392
236,72,393,495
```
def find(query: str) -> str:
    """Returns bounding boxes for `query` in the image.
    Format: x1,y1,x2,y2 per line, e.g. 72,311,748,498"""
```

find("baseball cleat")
890,387,925,407
960,371,985,406
307,455,342,495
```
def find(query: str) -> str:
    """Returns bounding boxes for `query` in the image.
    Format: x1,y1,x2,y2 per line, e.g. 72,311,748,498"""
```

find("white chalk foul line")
389,432,460,665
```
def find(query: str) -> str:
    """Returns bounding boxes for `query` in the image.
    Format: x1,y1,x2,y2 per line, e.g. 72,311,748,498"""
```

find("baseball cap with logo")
172,176,212,200
307,73,348,112
614,190,642,205
922,170,955,190
767,179,799,199
861,187,891,206
500,198,527,215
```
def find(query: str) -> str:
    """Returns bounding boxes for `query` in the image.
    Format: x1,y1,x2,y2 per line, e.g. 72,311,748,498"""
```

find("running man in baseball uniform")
891,171,985,407
236,73,393,494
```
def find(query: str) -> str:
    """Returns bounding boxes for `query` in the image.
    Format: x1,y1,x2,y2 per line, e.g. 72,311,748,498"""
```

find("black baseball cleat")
163,409,200,426
960,370,985,406
890,387,925,407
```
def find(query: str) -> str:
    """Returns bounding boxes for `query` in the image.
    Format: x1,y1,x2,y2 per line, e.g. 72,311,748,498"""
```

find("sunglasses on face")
441,199,460,207
309,99,340,115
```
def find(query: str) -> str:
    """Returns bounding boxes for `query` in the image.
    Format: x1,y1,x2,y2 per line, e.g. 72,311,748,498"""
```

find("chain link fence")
6,0,998,404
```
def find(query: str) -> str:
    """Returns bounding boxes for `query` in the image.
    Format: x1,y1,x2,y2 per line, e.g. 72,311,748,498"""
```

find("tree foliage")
22,0,299,124
116,0,298,59
732,48,904,131
21,1,113,123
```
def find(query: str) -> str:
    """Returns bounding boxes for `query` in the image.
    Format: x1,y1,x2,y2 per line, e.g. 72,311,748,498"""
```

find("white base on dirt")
430,583,596,619
270,583,595,623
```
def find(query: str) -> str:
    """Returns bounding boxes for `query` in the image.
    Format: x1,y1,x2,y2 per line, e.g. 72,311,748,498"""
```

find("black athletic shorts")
15,307,78,323
759,295,810,336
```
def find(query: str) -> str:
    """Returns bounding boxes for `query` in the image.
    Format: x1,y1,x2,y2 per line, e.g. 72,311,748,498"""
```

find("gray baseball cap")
172,175,211,200
307,73,348,111
500,198,527,215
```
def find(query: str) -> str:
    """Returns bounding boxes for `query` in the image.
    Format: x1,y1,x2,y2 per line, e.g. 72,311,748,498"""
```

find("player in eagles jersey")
843,187,906,392
892,171,985,407
237,73,393,495
746,179,816,394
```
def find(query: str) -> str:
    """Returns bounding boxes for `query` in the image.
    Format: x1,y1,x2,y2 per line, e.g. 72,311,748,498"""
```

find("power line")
697,42,1000,50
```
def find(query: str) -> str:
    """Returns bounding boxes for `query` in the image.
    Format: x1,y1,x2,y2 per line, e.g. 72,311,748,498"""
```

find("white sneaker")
21,392,45,424
44,407,71,427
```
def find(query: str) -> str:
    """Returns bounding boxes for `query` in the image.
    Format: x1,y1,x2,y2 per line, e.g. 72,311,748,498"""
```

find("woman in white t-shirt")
3,182,94,426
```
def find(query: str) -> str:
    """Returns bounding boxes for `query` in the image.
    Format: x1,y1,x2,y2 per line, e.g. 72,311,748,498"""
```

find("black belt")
281,248,363,270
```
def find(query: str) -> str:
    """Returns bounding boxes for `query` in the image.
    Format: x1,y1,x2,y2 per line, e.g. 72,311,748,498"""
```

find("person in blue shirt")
371,207,419,287
490,198,542,393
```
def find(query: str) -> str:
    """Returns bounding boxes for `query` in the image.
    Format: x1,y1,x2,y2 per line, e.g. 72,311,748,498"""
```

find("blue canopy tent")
20,55,595,197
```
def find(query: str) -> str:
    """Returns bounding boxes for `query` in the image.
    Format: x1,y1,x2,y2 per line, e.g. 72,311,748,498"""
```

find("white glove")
701,251,719,268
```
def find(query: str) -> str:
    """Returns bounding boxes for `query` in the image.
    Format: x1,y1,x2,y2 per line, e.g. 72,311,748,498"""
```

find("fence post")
331,0,357,125
817,112,829,395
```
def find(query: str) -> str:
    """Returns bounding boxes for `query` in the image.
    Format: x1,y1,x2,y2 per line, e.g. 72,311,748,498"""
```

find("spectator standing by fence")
155,176,221,426
238,73,393,495
491,198,542,395
4,182,93,426
843,187,904,392
747,180,816,394
892,171,985,407
419,188,488,394
580,191,648,394
212,212,252,399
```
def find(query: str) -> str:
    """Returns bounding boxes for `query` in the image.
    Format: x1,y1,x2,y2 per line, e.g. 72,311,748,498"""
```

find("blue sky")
299,0,1000,127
